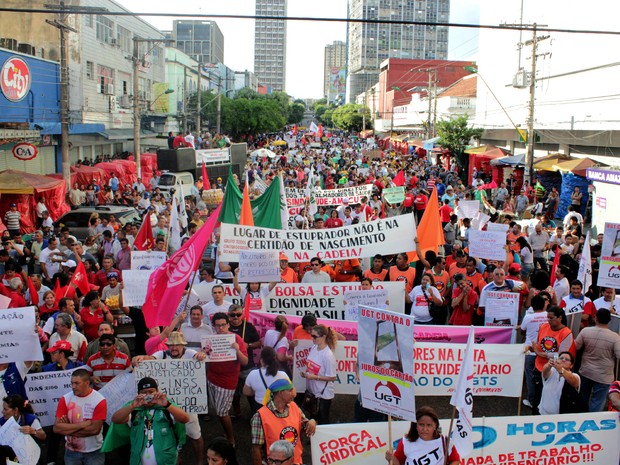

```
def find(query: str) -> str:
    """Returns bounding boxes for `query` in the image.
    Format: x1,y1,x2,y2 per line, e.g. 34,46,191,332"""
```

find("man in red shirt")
413,189,429,223
439,199,453,227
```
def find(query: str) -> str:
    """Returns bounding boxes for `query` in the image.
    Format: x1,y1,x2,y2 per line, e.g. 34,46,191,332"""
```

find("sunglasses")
311,263,321,267
311,334,321,339
229,313,243,318
267,457,293,465
99,342,114,347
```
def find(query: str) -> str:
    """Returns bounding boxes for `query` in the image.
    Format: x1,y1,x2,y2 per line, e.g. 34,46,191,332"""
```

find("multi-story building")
234,70,259,94
324,40,347,104
346,0,450,102
254,0,287,92
171,20,224,66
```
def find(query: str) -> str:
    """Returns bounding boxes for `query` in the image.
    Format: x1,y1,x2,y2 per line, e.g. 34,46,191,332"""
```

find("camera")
143,395,154,403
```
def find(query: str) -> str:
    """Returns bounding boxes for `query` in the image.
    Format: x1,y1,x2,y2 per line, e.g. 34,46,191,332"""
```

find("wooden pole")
388,414,393,455
444,406,457,465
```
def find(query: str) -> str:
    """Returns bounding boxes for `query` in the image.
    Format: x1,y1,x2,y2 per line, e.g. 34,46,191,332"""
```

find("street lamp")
148,88,174,112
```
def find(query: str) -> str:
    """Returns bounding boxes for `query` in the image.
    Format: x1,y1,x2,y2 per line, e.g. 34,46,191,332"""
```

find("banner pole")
177,268,200,323
388,414,393,454
445,405,456,465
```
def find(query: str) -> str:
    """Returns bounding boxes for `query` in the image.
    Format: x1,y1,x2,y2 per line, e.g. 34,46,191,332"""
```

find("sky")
118,0,480,99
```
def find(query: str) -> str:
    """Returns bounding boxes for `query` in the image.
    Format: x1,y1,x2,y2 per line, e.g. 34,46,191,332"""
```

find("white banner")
135,359,208,414
130,251,167,270
121,269,154,306
25,367,79,427
485,291,520,326
414,342,524,397
0,306,43,362
196,148,230,165
486,222,508,232
286,185,375,216
193,282,406,320
219,214,416,263
597,222,620,288
200,334,236,362
311,413,620,465
468,230,507,261
458,200,480,219
344,289,388,321
238,250,280,283
293,340,359,395
358,307,416,421
0,417,40,465
99,371,137,424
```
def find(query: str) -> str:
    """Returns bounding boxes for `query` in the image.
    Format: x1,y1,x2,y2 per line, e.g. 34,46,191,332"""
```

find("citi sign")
374,381,401,405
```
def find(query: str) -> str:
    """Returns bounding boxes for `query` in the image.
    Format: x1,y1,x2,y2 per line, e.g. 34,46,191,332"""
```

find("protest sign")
358,306,416,420
219,214,416,263
285,185,374,217
486,222,508,232
413,343,524,397
0,306,43,363
597,222,620,288
135,359,208,414
383,187,405,204
0,293,11,309
195,282,406,321
99,371,137,424
344,289,388,321
468,230,507,261
0,417,40,465
457,200,480,219
195,148,230,164
130,251,167,270
310,412,620,465
293,340,359,395
238,250,280,283
121,269,154,306
485,291,519,327
25,367,79,427
200,334,236,362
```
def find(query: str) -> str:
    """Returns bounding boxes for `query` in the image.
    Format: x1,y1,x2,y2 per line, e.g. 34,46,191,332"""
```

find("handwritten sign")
131,251,167,270
201,334,236,362
25,367,78,427
0,417,40,465
487,222,509,232
457,200,480,219
238,250,280,283
99,371,137,424
469,230,508,261
121,269,154,306
383,187,405,204
135,359,208,414
0,306,43,363
344,289,388,321
485,291,519,327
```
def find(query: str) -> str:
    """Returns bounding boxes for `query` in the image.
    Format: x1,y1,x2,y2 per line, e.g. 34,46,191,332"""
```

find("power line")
2,7,620,36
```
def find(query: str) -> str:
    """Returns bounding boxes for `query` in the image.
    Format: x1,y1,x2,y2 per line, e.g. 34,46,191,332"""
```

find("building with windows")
234,70,259,94
171,20,224,66
254,0,287,92
346,0,450,102
324,40,347,104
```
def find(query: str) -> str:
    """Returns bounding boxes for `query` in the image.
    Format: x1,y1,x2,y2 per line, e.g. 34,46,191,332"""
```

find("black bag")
422,287,447,325
302,381,327,419
559,379,588,414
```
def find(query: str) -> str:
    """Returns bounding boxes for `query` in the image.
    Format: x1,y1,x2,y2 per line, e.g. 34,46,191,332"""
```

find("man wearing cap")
279,254,299,283
43,340,83,372
251,379,316,465
110,376,188,465
54,369,106,465
83,322,130,363
4,204,21,237
85,334,131,390
132,331,206,465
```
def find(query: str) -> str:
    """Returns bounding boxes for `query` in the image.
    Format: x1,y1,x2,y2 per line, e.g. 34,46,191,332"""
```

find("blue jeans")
65,449,105,465
580,376,610,412
524,354,537,405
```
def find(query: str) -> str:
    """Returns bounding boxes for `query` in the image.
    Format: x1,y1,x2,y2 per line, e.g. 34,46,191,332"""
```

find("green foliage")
288,103,306,125
436,115,484,179
321,108,335,127
312,98,327,113
235,87,260,100
331,104,370,132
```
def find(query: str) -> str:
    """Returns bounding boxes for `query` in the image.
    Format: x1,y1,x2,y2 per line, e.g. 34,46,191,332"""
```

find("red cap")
47,340,73,353
508,263,522,274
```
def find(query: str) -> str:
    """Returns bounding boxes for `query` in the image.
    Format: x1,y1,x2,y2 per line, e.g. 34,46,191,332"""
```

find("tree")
312,98,327,113
331,103,367,132
288,103,305,125
436,115,483,181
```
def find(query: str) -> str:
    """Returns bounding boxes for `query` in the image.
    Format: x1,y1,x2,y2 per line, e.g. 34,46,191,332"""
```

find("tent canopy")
552,157,602,176
533,154,573,171
0,170,66,194
490,153,526,167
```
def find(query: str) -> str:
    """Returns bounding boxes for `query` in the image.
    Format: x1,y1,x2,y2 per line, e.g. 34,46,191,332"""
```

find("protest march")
0,129,619,465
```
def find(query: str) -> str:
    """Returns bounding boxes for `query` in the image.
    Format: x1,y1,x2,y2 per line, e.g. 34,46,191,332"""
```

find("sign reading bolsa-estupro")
219,214,416,262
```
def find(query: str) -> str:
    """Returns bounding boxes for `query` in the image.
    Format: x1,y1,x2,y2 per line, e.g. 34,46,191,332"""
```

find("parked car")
54,206,141,240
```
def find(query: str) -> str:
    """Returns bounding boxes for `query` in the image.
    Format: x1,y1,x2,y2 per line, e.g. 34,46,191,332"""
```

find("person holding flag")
385,406,460,465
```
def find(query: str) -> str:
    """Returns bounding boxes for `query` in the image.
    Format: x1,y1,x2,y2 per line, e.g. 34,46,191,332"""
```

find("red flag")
239,180,254,227
70,261,91,296
134,214,154,251
318,124,323,138
202,162,211,190
26,276,39,306
393,170,405,187
292,124,298,135
243,293,252,321
142,204,222,327
550,247,561,285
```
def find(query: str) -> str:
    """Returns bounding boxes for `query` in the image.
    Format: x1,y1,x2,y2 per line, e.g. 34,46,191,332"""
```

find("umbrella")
490,153,526,166
552,157,602,176
272,140,287,146
251,148,276,159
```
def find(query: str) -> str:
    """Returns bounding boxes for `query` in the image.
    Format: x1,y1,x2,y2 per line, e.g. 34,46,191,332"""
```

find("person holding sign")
233,267,277,313
385,406,460,465
1,394,46,441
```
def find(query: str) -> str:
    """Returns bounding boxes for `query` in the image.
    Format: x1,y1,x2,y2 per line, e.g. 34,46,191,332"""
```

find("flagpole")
444,406,456,465
178,268,200,320
387,414,393,455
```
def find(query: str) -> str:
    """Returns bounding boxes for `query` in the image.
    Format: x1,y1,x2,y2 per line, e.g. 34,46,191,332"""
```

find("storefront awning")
30,122,105,135
97,128,157,140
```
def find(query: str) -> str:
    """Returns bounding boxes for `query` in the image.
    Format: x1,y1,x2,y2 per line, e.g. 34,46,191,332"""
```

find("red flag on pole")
142,205,222,327
393,170,405,187
134,214,154,251
26,276,39,306
70,261,92,296
202,162,211,190
550,246,561,285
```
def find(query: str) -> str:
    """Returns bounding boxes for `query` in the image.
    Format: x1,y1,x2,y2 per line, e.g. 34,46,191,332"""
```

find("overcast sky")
118,0,481,99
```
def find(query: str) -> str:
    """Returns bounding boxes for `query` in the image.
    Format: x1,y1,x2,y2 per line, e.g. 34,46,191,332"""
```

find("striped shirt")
4,211,20,230
86,350,131,389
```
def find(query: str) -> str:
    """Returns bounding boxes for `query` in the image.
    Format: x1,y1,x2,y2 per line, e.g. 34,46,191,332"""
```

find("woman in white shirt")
233,268,277,313
263,315,292,376
516,236,534,280
406,273,443,324
243,347,290,414
539,351,583,415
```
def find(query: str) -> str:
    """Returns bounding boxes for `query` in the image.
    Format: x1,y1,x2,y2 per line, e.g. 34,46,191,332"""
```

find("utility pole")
132,38,141,176
414,68,437,139
216,74,222,134
196,61,202,133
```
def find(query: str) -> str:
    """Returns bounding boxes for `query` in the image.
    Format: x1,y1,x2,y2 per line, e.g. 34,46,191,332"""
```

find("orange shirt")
448,263,467,280
507,232,524,252
293,325,312,340
334,259,361,282
280,267,299,283
297,262,313,281
389,266,416,294
430,270,450,298
364,268,389,282
464,271,484,295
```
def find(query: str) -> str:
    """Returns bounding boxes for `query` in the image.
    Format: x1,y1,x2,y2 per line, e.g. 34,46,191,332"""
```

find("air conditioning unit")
109,95,118,112
118,95,131,108
105,83,115,95
0,38,18,51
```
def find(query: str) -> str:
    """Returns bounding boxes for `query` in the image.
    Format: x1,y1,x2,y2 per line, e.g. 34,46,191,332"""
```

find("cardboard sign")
484,291,520,327
99,371,137,424
469,230,508,261
121,269,154,307
135,359,208,414
200,334,236,362
130,251,167,270
219,214,416,263
344,289,389,321
25,367,79,427
0,306,43,363
458,200,480,219
0,417,40,465
238,250,280,283
383,187,405,204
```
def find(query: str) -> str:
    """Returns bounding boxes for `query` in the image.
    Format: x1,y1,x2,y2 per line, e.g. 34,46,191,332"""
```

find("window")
86,61,94,80
96,15,114,44
97,65,114,93
85,14,93,28
117,26,132,53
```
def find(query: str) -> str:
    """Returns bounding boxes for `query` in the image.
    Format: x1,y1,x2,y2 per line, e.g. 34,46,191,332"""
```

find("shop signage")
12,142,38,161
1,56,31,102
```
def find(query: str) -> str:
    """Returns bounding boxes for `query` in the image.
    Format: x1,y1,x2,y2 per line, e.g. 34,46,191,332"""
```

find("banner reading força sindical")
311,412,619,465
219,214,416,262
358,306,416,420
